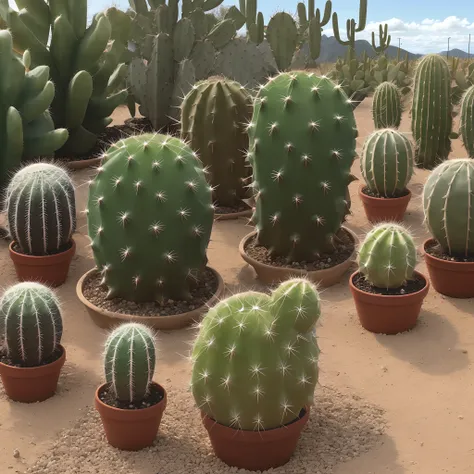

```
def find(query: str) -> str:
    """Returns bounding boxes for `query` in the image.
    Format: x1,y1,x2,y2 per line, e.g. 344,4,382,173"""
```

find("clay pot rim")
9,239,76,265
62,156,102,171
422,238,474,268
214,208,252,221
358,184,412,203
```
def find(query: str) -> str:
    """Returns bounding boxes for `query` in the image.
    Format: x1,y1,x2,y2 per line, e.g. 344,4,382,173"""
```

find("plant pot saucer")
359,184,411,223
76,267,225,330
239,227,358,287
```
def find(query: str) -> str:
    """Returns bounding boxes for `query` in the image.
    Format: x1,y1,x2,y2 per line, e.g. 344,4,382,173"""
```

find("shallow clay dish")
76,267,225,330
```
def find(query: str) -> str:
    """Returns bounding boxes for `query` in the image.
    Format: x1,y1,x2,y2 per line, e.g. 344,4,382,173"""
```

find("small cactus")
372,82,402,129
358,223,417,288
5,163,76,256
423,159,474,257
360,129,414,197
191,278,320,430
0,282,63,367
460,85,474,158
104,323,156,403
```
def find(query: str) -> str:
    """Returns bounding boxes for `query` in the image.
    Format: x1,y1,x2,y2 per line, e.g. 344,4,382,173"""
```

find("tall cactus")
423,159,474,257
5,163,76,256
372,82,402,129
460,85,474,158
411,54,452,169
0,282,63,367
191,278,320,430
371,24,391,55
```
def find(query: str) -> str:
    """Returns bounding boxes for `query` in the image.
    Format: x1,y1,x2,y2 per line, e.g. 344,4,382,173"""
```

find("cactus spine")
411,54,452,169
87,133,213,302
104,323,156,403
358,224,417,288
360,129,414,197
460,85,474,158
5,163,76,256
0,282,63,367
423,159,474,257
372,82,402,129
191,278,320,430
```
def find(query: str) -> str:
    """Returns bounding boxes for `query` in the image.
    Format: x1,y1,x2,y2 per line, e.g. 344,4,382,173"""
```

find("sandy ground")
1,100,473,474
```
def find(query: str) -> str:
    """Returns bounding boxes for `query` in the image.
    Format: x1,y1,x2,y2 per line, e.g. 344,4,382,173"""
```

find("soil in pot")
352,272,426,296
214,202,252,220
359,186,411,223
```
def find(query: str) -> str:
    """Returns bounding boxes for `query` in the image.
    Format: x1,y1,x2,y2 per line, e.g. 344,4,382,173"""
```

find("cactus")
423,159,474,258
371,24,391,55
452,62,474,105
87,133,213,302
358,224,417,288
191,277,320,430
372,82,402,129
0,282,63,367
360,129,414,197
104,323,156,403
5,163,76,256
460,85,474,158
181,77,253,208
247,72,357,261
411,54,452,169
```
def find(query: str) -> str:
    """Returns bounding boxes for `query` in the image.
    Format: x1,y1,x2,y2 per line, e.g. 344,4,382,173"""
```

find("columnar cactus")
358,224,417,288
411,54,452,169
460,85,474,158
181,77,253,208
191,277,320,430
247,71,357,261
0,282,63,367
5,163,76,256
372,82,402,129
104,323,156,403
423,159,474,257
360,129,414,197
87,133,214,302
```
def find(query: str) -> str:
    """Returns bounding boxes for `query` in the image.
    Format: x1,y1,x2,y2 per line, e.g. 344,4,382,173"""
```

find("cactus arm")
67,0,87,37
460,86,474,158
4,107,24,177
65,71,93,129
18,80,55,123
224,6,246,30
355,0,367,32
202,0,224,11
50,15,77,81
371,23,391,54
266,13,298,71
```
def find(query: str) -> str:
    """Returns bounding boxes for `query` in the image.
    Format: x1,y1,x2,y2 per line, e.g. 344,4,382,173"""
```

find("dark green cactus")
370,56,411,96
191,277,320,430
247,72,357,261
266,12,299,71
181,77,253,208
460,85,474,158
371,24,391,55
332,0,367,48
372,82,402,129
87,133,213,302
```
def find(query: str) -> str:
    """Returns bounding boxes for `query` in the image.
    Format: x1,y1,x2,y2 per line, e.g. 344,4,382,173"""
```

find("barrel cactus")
191,277,320,430
360,129,414,197
423,159,474,257
0,282,63,367
247,71,358,261
104,323,156,403
87,133,213,302
411,54,452,169
181,77,253,208
5,163,76,256
359,223,417,288
372,82,402,129
460,85,474,158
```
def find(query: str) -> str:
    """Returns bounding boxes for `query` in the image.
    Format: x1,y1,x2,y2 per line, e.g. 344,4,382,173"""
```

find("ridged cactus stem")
372,82,402,129
460,85,474,158
332,0,367,47
371,23,391,54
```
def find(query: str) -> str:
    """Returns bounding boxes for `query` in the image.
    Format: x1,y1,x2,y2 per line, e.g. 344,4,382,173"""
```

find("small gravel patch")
215,202,251,216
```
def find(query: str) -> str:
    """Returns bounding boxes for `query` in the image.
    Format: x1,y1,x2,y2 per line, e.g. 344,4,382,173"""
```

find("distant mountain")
439,48,471,59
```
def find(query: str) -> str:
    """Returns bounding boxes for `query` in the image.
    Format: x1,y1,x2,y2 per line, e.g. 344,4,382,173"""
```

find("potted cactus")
95,323,167,451
191,277,320,470
349,223,429,334
359,128,414,223
0,282,65,403
422,159,474,298
5,163,76,286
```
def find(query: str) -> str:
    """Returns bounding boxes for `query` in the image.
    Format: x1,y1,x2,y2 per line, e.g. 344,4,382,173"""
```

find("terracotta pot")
239,227,358,287
422,238,474,298
0,345,66,403
62,156,102,171
359,185,411,223
201,407,309,471
76,266,225,330
9,239,76,287
214,208,252,221
349,271,429,335
95,382,167,451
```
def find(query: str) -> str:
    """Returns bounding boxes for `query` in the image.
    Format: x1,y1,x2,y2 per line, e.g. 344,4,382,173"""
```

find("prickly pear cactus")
104,323,156,403
0,282,63,367
360,129,414,197
181,77,253,208
372,82,402,129
5,163,76,256
191,277,320,430
247,72,358,261
87,133,214,302
359,224,417,288
460,85,474,158
411,54,452,169
423,159,474,257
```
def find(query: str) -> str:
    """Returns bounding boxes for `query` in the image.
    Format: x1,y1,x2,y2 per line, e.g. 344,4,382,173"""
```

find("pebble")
13,449,20,459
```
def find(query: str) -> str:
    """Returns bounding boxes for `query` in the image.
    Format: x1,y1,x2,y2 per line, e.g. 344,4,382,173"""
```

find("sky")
88,0,474,54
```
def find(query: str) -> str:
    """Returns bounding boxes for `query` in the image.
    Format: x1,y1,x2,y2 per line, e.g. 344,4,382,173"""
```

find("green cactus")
460,85,474,158
423,159,474,258
0,282,63,367
247,72,357,261
266,12,299,71
87,133,213,302
370,57,411,96
104,323,156,403
372,82,402,129
411,54,452,169
191,278,320,430
332,0,367,49
371,23,391,55
360,129,414,197
452,62,474,105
